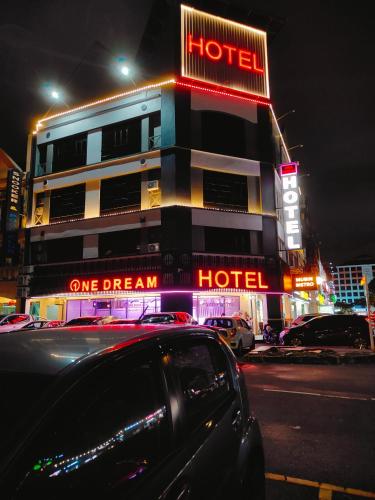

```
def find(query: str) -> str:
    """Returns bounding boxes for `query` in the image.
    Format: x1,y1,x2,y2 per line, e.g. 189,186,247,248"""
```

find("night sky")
1,0,374,263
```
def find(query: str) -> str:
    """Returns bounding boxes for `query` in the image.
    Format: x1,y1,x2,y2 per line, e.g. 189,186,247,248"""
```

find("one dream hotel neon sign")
181,5,269,99
280,162,302,250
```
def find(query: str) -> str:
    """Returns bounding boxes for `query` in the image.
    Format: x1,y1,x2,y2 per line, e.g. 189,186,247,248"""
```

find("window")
31,237,83,264
205,227,250,254
49,184,85,223
99,229,140,257
168,340,232,432
52,133,87,172
36,144,48,176
100,173,141,214
204,318,234,329
102,118,141,160
203,170,248,211
14,353,169,497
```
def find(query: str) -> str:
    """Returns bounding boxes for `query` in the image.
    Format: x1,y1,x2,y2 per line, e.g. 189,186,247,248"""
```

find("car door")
160,335,243,500
7,348,175,500
239,319,252,348
310,317,337,345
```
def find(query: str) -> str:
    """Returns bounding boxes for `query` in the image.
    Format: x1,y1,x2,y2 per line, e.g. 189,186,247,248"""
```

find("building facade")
21,5,308,331
0,149,23,315
333,260,375,311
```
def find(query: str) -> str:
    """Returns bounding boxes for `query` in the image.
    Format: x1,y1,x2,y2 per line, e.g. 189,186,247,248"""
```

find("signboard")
3,169,22,262
68,274,159,293
293,275,319,291
197,269,269,291
181,4,269,99
279,162,302,250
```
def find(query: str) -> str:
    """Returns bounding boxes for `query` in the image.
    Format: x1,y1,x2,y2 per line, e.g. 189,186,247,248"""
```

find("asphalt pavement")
242,363,375,499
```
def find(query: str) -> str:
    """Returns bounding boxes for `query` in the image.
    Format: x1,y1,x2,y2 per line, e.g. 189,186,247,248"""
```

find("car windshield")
141,314,174,323
65,318,100,326
0,371,57,461
204,318,234,328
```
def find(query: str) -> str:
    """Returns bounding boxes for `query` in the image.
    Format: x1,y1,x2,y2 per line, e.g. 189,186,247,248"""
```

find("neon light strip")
270,105,291,162
35,78,176,129
176,79,270,106
181,4,267,37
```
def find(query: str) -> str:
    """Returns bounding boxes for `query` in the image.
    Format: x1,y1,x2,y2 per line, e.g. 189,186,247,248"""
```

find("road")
242,363,375,499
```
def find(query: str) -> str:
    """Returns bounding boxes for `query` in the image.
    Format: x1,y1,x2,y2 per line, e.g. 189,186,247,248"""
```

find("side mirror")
192,320,198,325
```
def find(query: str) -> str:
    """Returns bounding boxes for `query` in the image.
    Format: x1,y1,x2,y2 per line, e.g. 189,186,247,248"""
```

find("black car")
0,325,264,499
280,314,370,348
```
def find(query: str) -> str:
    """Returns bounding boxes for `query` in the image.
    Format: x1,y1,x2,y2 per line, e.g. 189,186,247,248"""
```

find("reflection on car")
0,314,34,334
0,325,265,499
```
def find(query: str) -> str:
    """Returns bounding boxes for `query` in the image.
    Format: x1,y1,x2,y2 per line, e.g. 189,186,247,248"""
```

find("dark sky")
1,0,374,264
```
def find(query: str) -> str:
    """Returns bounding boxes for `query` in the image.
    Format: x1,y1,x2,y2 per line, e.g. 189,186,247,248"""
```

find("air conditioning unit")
147,242,160,253
147,180,159,191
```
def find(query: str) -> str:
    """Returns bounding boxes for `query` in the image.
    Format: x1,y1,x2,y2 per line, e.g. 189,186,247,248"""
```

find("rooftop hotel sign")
280,162,302,250
181,4,269,99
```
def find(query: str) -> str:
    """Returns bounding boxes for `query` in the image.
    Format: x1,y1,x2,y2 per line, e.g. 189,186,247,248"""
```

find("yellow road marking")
265,472,375,498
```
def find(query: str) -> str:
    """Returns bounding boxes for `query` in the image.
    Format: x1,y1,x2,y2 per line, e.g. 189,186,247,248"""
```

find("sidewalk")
242,344,375,364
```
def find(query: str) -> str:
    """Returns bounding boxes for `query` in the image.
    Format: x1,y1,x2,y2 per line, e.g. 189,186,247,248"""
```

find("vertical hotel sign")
5,169,22,261
181,4,269,99
280,163,302,250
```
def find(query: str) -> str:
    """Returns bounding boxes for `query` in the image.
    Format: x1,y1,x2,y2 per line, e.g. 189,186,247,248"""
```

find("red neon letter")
252,53,264,74
124,277,132,289
245,272,257,289
198,269,212,288
222,44,237,64
82,280,90,292
135,277,145,289
147,276,158,288
113,279,121,290
91,279,98,292
258,272,269,289
103,279,111,291
205,40,223,61
188,34,204,56
238,50,252,70
215,271,229,288
230,271,242,288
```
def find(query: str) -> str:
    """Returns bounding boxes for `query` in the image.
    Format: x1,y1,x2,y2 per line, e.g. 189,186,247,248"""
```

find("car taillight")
229,328,237,337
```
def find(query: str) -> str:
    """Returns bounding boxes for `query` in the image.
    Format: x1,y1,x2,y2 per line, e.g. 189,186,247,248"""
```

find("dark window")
102,118,141,160
49,184,85,223
36,144,48,176
52,133,87,172
31,237,83,264
99,229,140,258
201,111,246,157
12,353,169,497
100,173,141,215
168,340,232,432
203,170,248,211
149,112,161,150
205,227,250,254
204,318,234,329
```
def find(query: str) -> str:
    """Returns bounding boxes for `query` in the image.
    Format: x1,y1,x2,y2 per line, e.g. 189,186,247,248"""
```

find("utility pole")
361,276,375,351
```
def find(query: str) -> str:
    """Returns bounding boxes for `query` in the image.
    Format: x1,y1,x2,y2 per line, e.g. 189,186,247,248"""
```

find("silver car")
203,316,255,354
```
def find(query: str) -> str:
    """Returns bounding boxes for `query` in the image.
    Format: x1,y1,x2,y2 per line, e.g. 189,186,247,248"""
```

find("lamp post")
288,144,304,152
276,109,296,121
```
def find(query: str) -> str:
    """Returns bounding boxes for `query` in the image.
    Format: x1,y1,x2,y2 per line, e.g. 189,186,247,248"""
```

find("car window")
168,339,233,433
239,319,250,329
12,351,170,497
204,318,233,329
141,314,174,323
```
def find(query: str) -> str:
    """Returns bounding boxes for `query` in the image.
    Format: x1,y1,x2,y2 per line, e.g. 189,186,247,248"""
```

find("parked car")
0,314,34,334
139,312,197,325
20,320,66,331
291,313,331,326
0,325,265,499
109,319,140,325
203,316,255,354
280,314,370,348
64,316,117,326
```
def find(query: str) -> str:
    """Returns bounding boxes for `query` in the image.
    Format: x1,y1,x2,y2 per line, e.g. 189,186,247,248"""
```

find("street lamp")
276,109,295,121
288,144,304,152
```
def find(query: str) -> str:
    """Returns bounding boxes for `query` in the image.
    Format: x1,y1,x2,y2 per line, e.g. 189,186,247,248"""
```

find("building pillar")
86,129,102,165
84,180,100,218
83,234,99,259
161,292,193,315
266,294,283,332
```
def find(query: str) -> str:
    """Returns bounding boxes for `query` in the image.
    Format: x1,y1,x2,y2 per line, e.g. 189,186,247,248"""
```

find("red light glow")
69,275,159,293
280,163,299,176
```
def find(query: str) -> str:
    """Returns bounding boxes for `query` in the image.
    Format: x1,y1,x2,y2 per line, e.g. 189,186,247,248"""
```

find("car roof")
0,324,211,376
